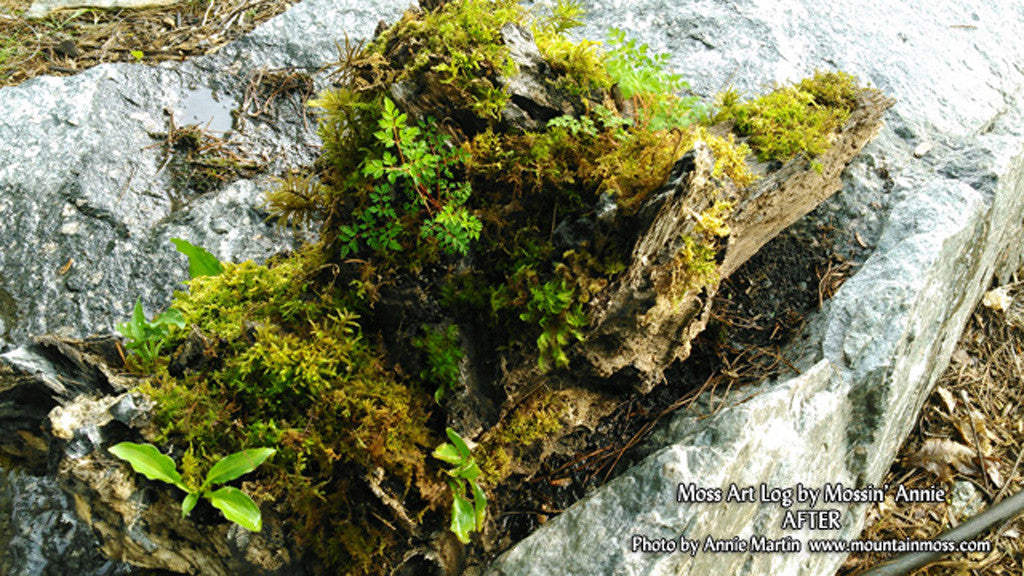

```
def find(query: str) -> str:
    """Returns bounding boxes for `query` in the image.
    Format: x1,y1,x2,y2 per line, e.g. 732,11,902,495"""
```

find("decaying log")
579,89,895,394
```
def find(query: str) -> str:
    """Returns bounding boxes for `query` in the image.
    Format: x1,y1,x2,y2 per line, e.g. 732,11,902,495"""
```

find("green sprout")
432,428,487,543
109,442,275,532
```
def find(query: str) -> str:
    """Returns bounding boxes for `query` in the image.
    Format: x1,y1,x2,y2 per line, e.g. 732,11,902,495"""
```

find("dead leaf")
936,385,957,413
984,457,1004,488
950,347,972,366
983,286,1012,312
909,438,977,481
954,409,993,454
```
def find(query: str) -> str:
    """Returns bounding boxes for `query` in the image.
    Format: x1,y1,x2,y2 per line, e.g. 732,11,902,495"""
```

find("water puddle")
176,87,236,133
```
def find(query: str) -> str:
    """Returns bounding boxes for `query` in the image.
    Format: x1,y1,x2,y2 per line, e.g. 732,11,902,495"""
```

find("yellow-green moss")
478,391,567,481
368,0,524,118
716,70,859,163
141,249,439,573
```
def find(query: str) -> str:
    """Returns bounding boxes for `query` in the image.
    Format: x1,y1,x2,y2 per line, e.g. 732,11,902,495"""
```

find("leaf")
181,492,199,518
982,287,1012,312
445,427,472,460
208,486,263,532
154,307,186,329
126,298,146,339
908,438,977,482
432,443,462,466
109,442,186,491
449,487,475,544
470,480,487,528
170,238,224,278
451,459,481,481
204,448,276,487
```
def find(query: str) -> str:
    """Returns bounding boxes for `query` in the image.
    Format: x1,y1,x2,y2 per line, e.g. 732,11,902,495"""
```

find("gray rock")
487,1,1024,575
0,0,406,574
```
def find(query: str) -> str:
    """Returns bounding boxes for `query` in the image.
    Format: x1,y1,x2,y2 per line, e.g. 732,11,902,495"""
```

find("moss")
159,124,261,195
412,323,465,403
652,200,734,305
716,70,859,163
478,391,567,481
499,392,566,445
141,249,440,573
368,0,524,119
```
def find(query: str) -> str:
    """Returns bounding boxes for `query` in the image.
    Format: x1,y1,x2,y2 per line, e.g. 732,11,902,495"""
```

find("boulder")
486,1,1024,575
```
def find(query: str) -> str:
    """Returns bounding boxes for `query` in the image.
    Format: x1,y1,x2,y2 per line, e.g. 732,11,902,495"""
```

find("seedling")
109,442,275,532
171,237,224,278
432,428,487,543
117,299,184,363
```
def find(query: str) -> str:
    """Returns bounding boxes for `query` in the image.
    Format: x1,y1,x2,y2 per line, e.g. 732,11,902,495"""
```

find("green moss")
479,391,567,481
142,250,439,573
413,323,465,403
531,1,611,98
715,70,859,163
369,0,523,118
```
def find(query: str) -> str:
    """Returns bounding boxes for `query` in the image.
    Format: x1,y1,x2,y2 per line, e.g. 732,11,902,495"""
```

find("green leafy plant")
117,299,185,363
341,97,482,258
538,0,585,34
546,114,598,137
109,442,275,532
171,237,224,278
603,28,706,130
117,238,223,363
432,428,486,543
412,324,465,403
520,277,587,371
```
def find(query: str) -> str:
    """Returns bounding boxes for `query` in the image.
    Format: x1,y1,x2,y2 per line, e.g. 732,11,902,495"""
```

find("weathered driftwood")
579,89,895,395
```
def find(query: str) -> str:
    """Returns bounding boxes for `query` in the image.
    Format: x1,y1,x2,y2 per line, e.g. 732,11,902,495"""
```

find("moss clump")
716,70,859,163
368,0,524,119
159,124,261,195
141,251,440,570
478,391,567,481
413,323,465,403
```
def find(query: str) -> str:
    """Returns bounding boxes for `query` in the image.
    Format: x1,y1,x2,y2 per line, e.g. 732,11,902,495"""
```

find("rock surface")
0,0,406,351
487,1,1024,575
